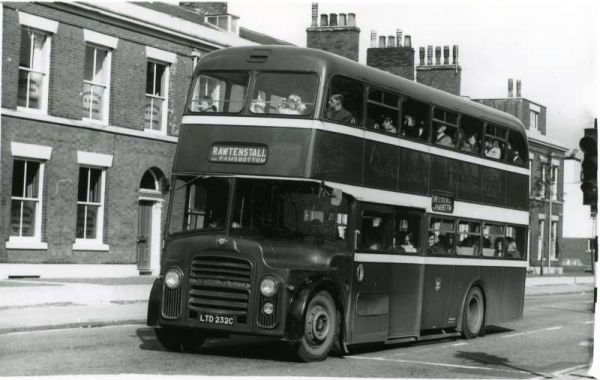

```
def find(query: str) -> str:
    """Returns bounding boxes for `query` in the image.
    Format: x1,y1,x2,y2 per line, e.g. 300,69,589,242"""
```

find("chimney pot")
388,36,395,48
443,45,450,65
396,29,403,47
452,45,459,65
419,46,425,65
516,79,522,97
435,46,441,65
427,45,433,65
338,13,347,26
320,14,328,26
508,78,514,98
370,30,377,48
347,13,356,26
329,13,337,26
379,36,386,48
311,3,318,27
404,35,411,48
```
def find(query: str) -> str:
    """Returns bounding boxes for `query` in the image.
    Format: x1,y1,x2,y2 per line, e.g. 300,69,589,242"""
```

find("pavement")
0,268,595,335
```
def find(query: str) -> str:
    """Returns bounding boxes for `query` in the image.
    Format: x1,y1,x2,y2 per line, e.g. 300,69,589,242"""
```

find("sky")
226,0,598,150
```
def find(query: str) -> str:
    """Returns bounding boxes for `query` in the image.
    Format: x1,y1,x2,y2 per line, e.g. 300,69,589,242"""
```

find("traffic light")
579,119,598,213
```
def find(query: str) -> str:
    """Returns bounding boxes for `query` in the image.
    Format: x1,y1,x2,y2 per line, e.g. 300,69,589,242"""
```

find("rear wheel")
461,287,485,339
154,327,207,352
294,291,339,362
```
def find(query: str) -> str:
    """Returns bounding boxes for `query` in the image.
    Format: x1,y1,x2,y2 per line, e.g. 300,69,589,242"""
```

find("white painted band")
354,253,528,268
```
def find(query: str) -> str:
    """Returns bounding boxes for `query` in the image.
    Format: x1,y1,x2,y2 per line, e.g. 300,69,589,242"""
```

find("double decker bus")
147,46,529,362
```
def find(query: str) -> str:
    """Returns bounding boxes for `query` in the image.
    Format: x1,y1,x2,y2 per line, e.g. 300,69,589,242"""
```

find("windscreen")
189,71,249,113
168,176,230,234
231,179,348,248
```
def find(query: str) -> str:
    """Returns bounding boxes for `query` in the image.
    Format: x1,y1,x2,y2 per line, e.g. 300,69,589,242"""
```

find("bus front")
146,47,352,362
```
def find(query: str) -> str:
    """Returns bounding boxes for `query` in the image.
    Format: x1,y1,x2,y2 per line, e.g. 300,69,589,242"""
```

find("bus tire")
154,327,206,353
294,291,339,362
461,287,485,339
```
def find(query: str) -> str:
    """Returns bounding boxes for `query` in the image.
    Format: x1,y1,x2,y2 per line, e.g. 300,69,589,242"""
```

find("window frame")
323,74,364,127
82,43,112,124
366,85,400,135
17,27,52,114
431,106,459,150
144,59,170,134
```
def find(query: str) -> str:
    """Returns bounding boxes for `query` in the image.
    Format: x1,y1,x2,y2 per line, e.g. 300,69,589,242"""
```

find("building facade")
474,80,569,272
0,2,285,274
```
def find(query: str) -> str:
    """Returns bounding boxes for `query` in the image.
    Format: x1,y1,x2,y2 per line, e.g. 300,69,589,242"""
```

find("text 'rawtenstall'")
209,144,268,164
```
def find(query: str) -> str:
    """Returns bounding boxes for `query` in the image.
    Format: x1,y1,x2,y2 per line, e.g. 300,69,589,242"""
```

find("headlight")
260,276,278,297
165,269,182,289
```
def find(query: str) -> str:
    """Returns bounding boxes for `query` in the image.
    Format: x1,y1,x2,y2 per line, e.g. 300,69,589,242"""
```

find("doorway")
137,168,166,275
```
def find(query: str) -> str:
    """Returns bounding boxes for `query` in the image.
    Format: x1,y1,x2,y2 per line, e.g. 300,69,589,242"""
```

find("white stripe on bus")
323,180,530,225
354,253,529,268
181,116,530,176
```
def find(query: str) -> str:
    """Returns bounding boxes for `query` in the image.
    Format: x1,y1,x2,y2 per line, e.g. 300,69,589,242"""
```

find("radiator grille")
161,286,182,319
189,256,252,321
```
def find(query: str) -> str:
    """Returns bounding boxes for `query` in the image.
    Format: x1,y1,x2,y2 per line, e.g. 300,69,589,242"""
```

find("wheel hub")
306,305,330,342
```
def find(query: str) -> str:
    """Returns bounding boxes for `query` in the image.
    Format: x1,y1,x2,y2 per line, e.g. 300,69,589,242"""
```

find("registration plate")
198,312,235,326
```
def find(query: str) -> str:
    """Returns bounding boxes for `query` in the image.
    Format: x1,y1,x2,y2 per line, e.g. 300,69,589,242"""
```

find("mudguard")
146,278,162,327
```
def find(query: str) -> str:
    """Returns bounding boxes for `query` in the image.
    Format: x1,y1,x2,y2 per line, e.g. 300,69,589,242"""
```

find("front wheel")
461,287,485,339
294,291,339,362
154,327,206,352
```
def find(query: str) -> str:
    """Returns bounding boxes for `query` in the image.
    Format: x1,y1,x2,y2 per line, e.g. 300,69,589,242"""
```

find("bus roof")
197,45,527,136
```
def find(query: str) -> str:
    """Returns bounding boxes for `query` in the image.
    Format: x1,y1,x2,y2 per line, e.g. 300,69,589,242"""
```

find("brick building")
474,80,569,272
306,3,359,62
0,2,287,274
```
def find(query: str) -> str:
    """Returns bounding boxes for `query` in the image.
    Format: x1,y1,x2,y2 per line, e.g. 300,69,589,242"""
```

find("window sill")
82,117,109,126
143,128,167,136
72,240,110,251
16,106,47,115
6,237,48,250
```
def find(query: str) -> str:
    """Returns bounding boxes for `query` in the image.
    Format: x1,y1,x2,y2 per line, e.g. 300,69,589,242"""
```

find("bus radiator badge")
434,277,442,292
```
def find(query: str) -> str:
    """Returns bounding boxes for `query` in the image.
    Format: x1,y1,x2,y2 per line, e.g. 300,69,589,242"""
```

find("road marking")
347,355,528,374
501,326,562,338
451,342,468,347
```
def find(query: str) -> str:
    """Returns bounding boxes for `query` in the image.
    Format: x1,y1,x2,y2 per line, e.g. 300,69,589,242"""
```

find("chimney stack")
508,78,514,98
404,35,411,48
320,14,328,26
419,46,425,65
370,30,377,48
396,29,403,47
435,46,441,65
329,13,337,26
388,36,395,48
347,13,356,26
443,45,450,65
311,3,318,27
427,45,433,65
339,13,347,26
516,79,522,97
379,36,386,48
452,44,459,65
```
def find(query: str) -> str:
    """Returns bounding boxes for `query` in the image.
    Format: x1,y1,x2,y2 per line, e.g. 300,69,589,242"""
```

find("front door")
136,200,153,273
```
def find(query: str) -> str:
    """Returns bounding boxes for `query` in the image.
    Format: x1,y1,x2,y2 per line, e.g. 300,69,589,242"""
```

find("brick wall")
366,47,414,80
416,66,461,95
306,27,360,62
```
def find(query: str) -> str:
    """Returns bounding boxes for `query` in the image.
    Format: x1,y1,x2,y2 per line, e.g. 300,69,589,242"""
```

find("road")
0,292,592,378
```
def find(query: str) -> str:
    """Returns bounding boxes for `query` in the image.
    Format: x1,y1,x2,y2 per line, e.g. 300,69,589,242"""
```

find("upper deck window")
189,72,249,114
458,115,483,155
249,72,318,116
432,108,459,149
483,123,508,161
400,97,430,141
324,76,363,127
366,87,399,135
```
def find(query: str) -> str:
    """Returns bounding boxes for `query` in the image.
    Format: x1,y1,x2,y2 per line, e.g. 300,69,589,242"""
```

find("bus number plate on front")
198,313,235,326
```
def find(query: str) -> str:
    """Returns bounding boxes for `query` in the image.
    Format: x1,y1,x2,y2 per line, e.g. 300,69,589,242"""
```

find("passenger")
250,97,266,113
402,115,426,139
325,94,355,124
461,133,480,154
278,94,306,115
486,139,502,159
434,125,454,147
400,232,416,253
427,232,448,255
198,95,217,112
494,237,505,257
507,142,524,165
382,116,397,134
505,237,520,258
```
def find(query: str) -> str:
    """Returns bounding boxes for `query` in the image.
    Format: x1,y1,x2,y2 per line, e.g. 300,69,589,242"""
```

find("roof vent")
247,49,272,63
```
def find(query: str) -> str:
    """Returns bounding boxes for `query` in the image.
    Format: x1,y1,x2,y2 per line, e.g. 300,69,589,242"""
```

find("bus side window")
427,218,455,255
366,87,399,135
459,115,484,155
505,225,526,259
482,223,505,257
325,75,363,127
400,97,430,141
393,211,420,254
507,131,526,166
432,108,459,149
483,124,508,161
360,210,393,252
456,221,481,256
